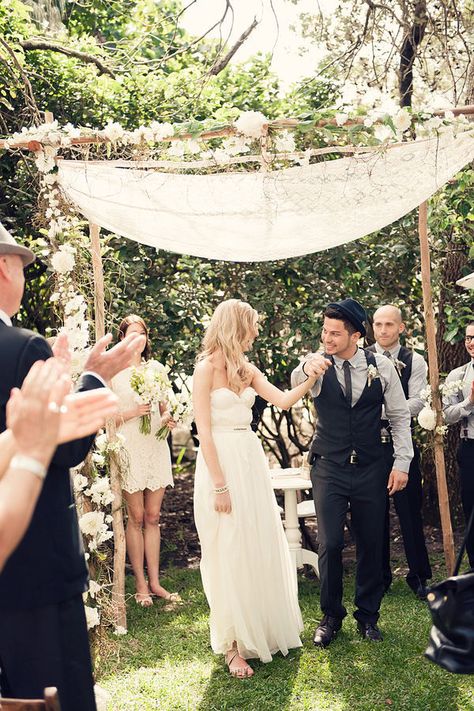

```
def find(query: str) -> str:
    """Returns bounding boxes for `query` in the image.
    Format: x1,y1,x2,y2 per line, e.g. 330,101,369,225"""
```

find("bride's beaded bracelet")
213,485,229,494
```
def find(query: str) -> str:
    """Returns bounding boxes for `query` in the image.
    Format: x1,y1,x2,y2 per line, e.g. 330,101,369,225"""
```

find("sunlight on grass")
97,570,474,711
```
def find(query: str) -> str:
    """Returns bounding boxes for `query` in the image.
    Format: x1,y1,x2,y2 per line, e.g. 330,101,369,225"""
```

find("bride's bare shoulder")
194,357,215,379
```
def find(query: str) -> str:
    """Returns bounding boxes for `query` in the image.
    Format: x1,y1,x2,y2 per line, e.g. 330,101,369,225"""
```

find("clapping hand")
52,332,72,372
7,359,71,465
83,332,147,383
58,389,119,443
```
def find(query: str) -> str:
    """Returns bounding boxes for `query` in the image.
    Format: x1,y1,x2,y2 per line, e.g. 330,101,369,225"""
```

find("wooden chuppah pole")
89,221,127,631
418,202,455,574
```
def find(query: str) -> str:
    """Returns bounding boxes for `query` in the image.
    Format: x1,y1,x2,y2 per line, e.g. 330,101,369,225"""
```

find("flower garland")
418,379,463,435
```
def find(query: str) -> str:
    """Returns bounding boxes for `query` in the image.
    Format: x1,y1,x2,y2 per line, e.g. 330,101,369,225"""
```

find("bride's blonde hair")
198,299,258,393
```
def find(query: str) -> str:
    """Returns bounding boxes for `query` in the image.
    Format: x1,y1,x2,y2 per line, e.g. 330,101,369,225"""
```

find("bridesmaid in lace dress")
193,299,316,678
112,315,180,607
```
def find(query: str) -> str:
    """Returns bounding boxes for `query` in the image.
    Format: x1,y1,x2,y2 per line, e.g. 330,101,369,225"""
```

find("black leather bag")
425,509,474,674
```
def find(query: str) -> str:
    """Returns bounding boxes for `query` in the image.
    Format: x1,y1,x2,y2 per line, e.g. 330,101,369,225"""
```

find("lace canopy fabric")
57,130,474,262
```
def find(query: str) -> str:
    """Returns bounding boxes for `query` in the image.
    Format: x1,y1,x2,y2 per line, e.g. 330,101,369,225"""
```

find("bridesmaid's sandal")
134,592,153,608
225,649,254,679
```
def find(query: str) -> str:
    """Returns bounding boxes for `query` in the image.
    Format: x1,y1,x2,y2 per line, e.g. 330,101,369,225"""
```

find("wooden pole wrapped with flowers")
418,201,455,574
89,221,127,632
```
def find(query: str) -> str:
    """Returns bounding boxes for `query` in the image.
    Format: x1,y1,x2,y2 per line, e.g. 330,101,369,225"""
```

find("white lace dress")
193,386,303,662
112,367,173,494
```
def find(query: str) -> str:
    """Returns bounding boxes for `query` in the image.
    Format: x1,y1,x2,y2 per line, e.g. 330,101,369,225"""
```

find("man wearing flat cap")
0,222,144,710
292,298,412,646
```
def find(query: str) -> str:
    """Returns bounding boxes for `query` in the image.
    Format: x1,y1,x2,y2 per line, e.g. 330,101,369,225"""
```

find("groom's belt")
212,425,251,432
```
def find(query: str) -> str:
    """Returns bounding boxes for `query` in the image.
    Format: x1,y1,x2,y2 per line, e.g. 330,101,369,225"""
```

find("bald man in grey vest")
367,305,432,600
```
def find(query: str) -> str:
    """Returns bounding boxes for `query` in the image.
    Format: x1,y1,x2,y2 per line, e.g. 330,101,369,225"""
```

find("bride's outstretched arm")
250,365,320,410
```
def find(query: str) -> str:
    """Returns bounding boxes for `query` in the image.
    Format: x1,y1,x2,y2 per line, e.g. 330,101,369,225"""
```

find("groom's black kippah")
326,298,367,336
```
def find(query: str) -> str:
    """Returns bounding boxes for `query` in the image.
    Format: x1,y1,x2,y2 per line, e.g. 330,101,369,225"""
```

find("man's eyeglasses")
465,335,474,343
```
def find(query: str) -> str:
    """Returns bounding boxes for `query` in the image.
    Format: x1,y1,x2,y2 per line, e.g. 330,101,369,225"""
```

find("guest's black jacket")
0,321,103,609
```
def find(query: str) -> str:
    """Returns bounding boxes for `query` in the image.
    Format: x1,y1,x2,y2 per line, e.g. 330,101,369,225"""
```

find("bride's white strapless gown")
193,387,303,663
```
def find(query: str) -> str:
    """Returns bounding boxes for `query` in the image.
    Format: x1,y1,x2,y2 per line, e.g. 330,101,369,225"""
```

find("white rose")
102,121,124,143
51,248,75,275
85,605,100,629
234,110,268,138
73,474,89,492
95,433,108,453
392,108,411,133
418,406,437,431
88,580,102,599
79,510,107,537
335,112,348,127
374,124,393,142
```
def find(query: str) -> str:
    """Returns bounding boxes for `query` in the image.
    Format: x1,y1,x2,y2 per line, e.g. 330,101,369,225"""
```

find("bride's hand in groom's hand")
214,491,232,514
304,354,332,379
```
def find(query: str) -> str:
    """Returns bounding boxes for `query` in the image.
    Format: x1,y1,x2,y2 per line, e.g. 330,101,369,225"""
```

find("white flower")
95,432,108,453
367,364,381,386
73,474,89,492
274,131,296,153
35,149,56,173
113,626,127,636
335,112,348,127
392,108,411,133
439,379,463,398
436,425,448,436
88,580,102,599
92,452,106,468
86,477,114,506
374,124,393,142
167,141,185,158
102,121,124,143
234,111,268,138
85,605,100,629
185,139,201,155
212,148,231,164
151,122,173,141
222,136,251,155
79,511,106,537
418,406,437,430
419,385,432,404
51,246,76,275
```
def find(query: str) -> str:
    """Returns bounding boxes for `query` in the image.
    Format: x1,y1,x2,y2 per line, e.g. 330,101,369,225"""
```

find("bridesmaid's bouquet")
155,389,193,440
130,360,171,435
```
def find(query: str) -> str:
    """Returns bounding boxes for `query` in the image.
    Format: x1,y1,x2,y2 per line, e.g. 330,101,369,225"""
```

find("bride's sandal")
225,649,254,679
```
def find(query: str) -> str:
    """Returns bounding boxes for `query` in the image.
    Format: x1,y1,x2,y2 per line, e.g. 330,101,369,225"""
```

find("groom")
291,298,412,645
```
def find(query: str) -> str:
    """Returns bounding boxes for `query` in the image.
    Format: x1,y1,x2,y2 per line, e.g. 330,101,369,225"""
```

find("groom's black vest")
365,344,413,398
310,350,384,466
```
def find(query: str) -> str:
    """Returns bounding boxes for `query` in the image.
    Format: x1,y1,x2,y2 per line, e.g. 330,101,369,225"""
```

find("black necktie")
343,360,352,406
383,350,391,359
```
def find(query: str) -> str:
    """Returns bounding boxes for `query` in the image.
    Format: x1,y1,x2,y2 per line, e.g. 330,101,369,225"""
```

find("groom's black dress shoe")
357,621,383,641
409,580,428,600
313,615,342,648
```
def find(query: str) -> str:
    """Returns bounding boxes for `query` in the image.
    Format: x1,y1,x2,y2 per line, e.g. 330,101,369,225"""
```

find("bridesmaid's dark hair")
118,314,151,361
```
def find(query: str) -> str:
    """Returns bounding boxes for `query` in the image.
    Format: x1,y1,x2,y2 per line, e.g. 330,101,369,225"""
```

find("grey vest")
311,350,384,466
365,343,413,398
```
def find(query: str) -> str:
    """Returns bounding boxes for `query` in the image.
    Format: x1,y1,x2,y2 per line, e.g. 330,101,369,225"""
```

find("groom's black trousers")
312,456,388,624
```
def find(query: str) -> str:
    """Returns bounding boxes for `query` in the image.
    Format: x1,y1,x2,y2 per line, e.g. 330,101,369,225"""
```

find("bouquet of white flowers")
130,360,171,435
155,388,193,440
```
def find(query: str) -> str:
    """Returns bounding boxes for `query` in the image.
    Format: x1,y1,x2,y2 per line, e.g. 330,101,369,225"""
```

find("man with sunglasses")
443,321,474,568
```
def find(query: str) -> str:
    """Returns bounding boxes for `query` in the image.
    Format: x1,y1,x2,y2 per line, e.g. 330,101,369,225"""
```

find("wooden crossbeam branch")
1,105,473,152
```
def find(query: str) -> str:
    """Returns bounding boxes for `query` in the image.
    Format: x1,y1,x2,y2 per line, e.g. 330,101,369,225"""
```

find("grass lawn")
96,567,474,711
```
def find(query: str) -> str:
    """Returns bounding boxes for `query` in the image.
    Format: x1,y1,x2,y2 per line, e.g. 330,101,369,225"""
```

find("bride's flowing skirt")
194,430,303,662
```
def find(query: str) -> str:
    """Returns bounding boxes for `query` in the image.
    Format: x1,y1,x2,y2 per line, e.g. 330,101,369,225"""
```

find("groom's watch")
10,455,47,480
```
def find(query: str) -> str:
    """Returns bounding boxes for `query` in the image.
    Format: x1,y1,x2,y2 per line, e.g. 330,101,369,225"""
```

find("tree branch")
209,17,258,75
20,40,116,78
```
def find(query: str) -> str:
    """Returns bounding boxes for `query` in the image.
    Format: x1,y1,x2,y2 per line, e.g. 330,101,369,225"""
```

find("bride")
193,299,316,678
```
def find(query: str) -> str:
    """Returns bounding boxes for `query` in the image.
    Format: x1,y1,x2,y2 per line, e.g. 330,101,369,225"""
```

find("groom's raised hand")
303,354,332,379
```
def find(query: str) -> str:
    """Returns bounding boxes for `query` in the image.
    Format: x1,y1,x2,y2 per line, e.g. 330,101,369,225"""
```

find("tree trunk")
399,1,428,107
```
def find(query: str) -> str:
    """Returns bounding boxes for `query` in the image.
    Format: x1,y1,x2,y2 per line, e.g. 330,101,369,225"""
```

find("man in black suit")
0,223,145,710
